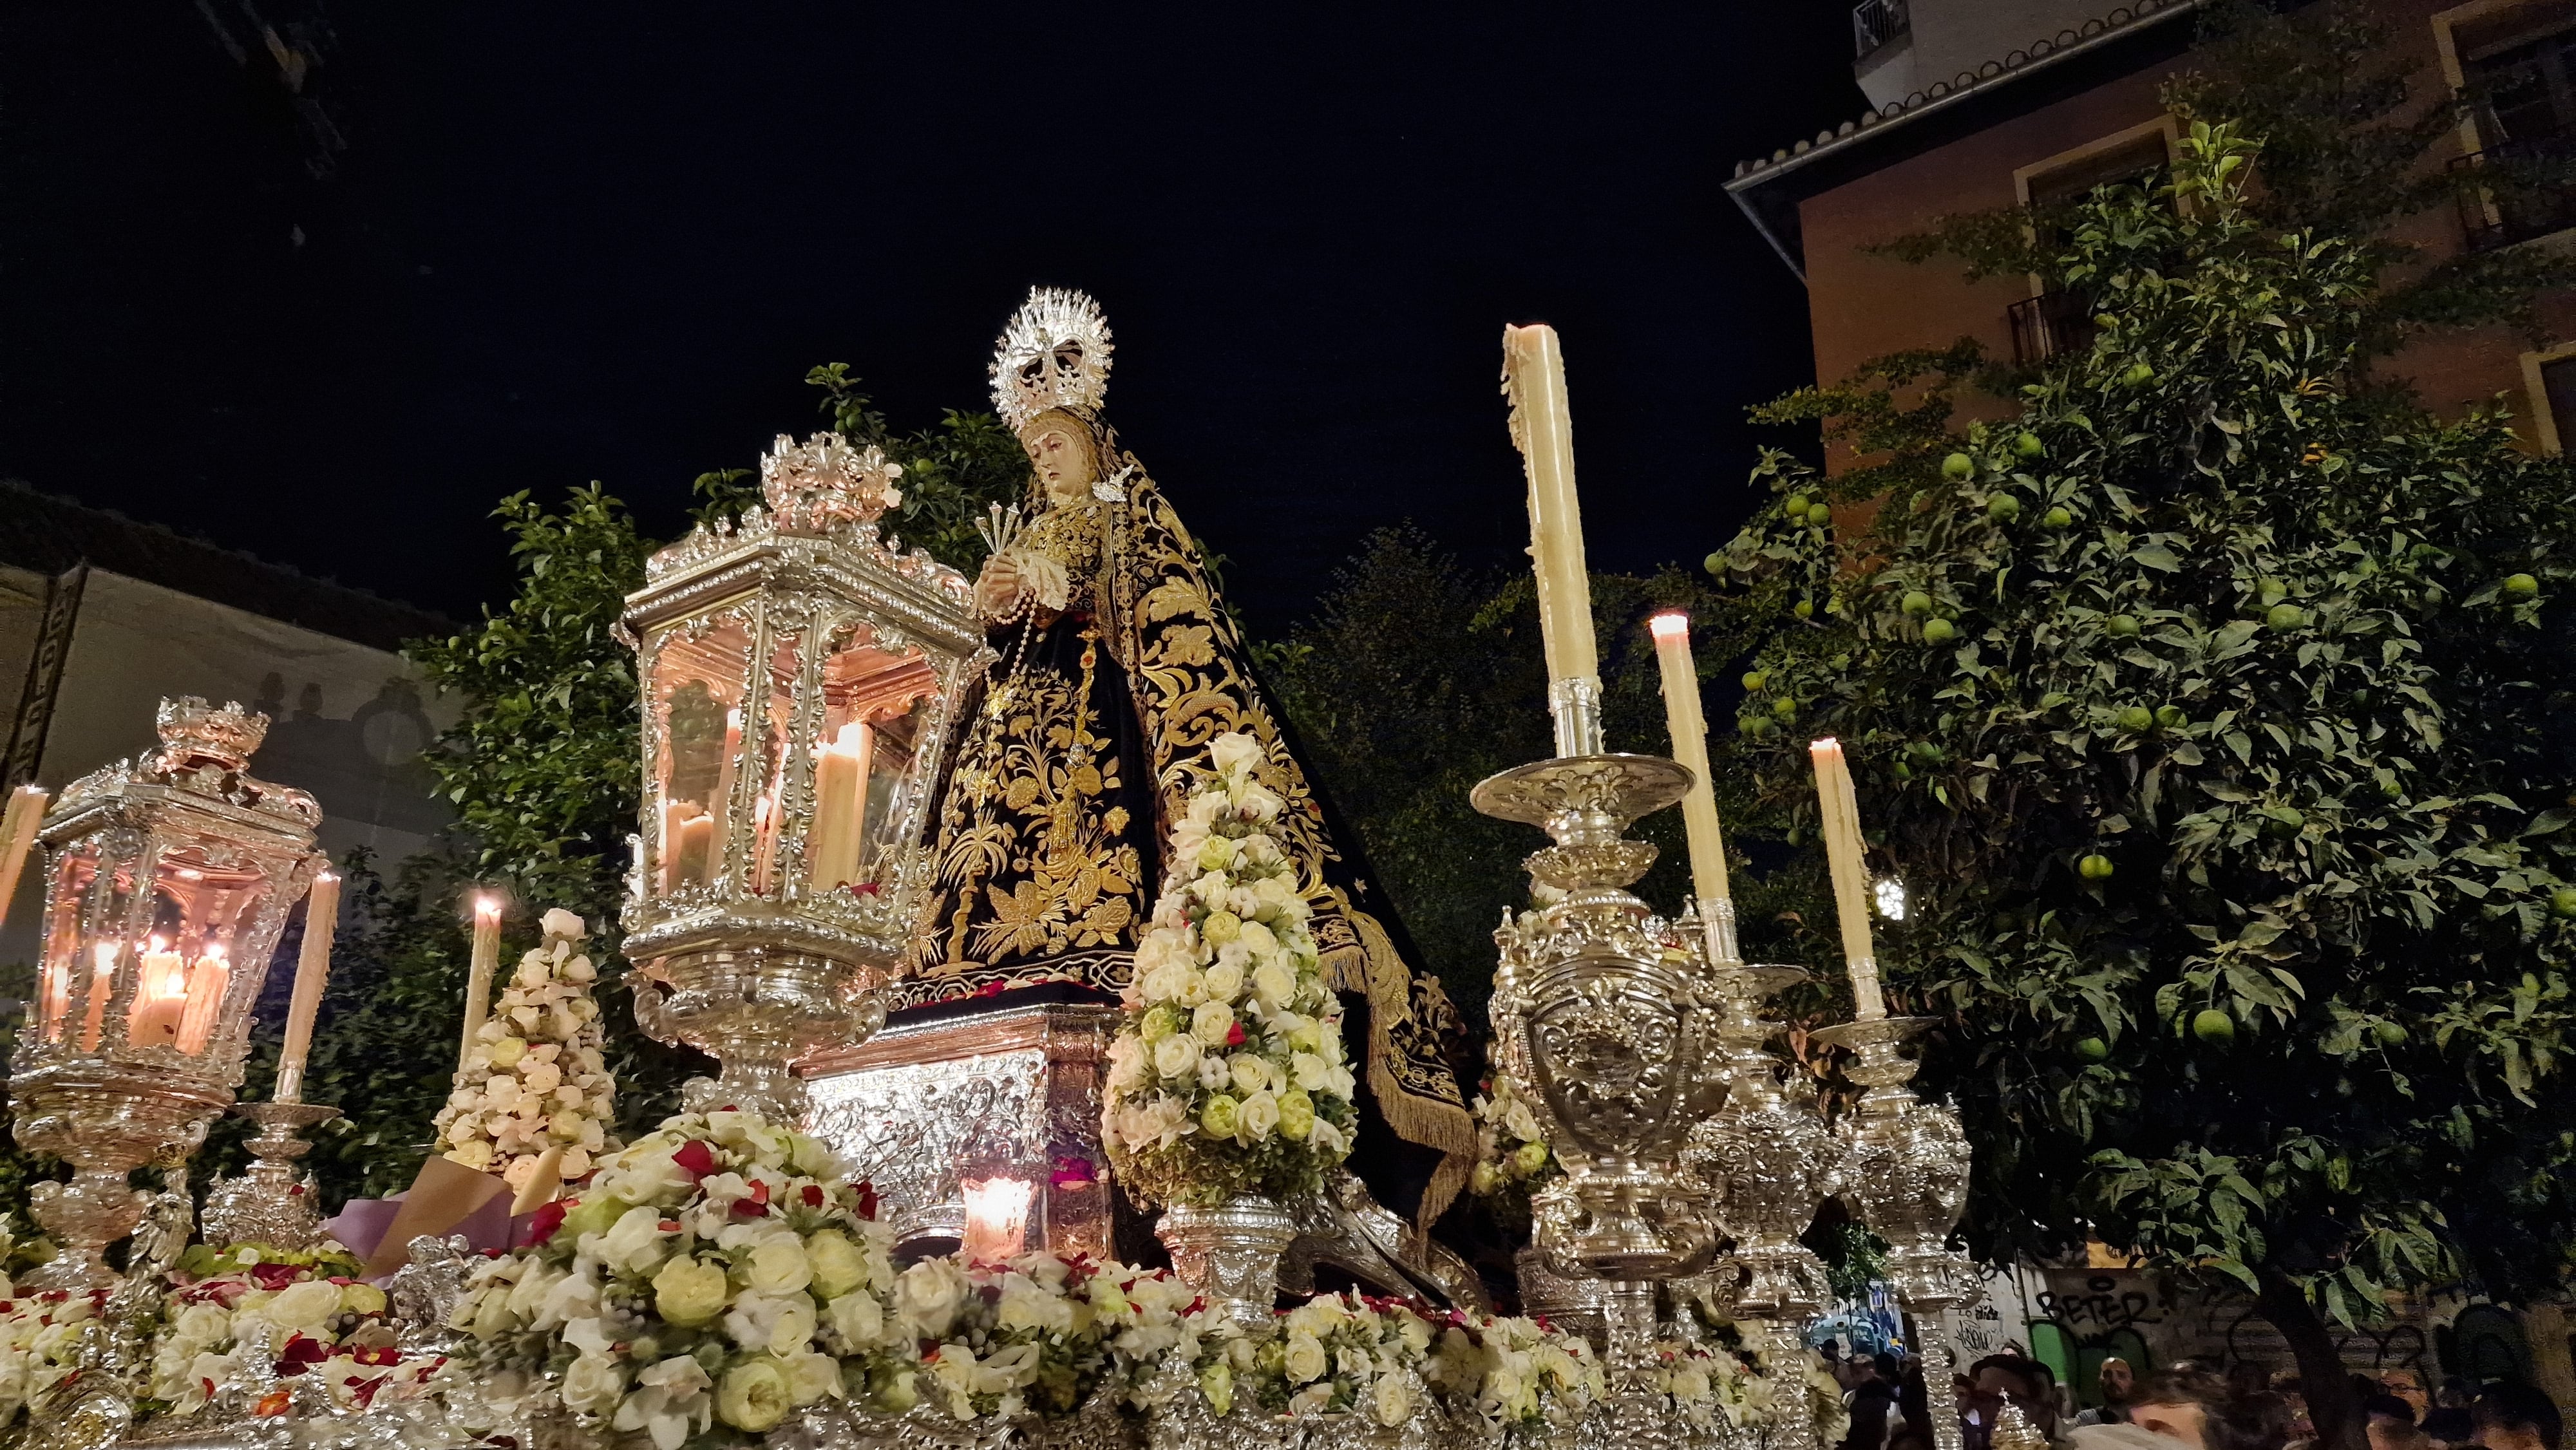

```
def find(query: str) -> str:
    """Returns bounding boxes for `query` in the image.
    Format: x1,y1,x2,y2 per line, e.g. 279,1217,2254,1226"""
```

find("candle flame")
1648,612,1690,640
473,896,502,919
202,942,226,961
960,1176,1035,1262
316,870,339,885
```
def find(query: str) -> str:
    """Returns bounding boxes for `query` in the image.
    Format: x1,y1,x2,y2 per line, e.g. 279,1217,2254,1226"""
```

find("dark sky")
1,4,1862,635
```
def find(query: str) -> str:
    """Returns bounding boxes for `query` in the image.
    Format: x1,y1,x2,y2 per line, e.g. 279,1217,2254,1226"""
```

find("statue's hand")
974,554,1023,619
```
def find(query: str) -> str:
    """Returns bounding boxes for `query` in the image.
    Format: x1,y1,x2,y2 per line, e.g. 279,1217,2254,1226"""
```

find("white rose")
1151,1035,1201,1080
1226,1054,1271,1095
1291,1051,1330,1092
1191,1001,1235,1047
826,1291,886,1349
1203,960,1245,1003
1236,920,1278,959
1374,1371,1416,1427
562,1353,627,1417
1282,1331,1329,1385
781,1349,841,1406
1251,961,1296,1011
1209,731,1262,777
744,1234,813,1296
541,907,587,941
893,1256,971,1340
257,1279,343,1333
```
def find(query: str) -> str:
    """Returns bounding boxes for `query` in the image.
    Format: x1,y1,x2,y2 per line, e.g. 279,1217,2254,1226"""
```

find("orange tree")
1718,124,2576,1450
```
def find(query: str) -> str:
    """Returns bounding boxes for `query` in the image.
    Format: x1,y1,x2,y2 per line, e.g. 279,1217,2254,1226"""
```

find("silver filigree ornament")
1473,750,1720,1375
989,286,1113,432
762,431,907,533
1812,1015,1979,1450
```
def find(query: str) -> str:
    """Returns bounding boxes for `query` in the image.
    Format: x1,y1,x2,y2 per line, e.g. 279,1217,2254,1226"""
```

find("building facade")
0,481,459,964
1732,0,2576,473
1731,0,2576,1406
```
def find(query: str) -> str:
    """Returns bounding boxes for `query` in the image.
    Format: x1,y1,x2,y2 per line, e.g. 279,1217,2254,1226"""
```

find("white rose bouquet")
1423,1310,1603,1431
1194,1292,1434,1426
452,1108,905,1449
145,1253,433,1420
1466,1062,1560,1207
433,908,620,1193
0,1288,106,1430
894,1251,1203,1422
1101,731,1357,1209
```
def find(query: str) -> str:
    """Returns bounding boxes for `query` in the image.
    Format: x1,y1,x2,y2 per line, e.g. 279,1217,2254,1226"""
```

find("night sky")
2,5,1862,635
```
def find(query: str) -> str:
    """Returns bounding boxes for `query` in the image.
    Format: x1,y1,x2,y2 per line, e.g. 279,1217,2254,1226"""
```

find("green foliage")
1875,0,2576,359
1717,126,2576,1333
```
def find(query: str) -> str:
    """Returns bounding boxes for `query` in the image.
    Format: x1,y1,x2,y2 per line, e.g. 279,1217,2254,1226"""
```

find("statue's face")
1024,423,1095,505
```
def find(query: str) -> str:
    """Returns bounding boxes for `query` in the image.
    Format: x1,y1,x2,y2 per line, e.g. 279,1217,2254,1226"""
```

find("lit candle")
961,1175,1034,1262
176,943,230,1055
459,895,502,1074
1809,738,1886,1021
1648,613,1732,914
751,791,778,895
0,785,47,928
1501,324,1598,689
275,870,341,1105
77,941,116,1049
35,956,65,1037
807,720,872,893
129,936,189,1048
674,811,715,885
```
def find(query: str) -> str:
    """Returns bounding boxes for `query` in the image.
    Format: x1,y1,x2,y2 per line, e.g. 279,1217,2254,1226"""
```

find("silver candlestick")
1814,1015,1977,1450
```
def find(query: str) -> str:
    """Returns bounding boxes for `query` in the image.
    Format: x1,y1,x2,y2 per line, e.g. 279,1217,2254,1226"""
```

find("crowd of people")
1823,1345,2563,1450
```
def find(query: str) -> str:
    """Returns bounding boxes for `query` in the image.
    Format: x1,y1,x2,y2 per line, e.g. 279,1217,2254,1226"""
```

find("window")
2533,350,2576,453
2007,122,2178,366
2461,3,2576,144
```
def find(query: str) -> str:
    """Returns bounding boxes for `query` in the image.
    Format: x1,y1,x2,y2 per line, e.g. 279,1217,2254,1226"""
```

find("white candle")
807,720,872,893
674,812,715,885
275,870,340,1104
176,943,230,1055
1809,738,1887,1021
1501,324,1598,688
0,786,47,929
1648,613,1732,913
129,937,189,1048
459,895,502,1073
77,941,116,1049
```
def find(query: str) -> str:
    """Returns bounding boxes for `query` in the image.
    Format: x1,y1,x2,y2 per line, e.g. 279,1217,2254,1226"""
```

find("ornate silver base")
1515,1243,1609,1344
631,944,892,1124
201,1101,341,1252
10,1061,231,1291
1157,1194,1296,1326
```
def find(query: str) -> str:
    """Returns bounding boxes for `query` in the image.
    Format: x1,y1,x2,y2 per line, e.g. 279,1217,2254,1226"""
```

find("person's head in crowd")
2265,1373,2313,1442
1877,1353,1904,1385
2473,1384,2562,1450
2370,1395,2430,1450
2383,1371,2430,1421
2100,1359,2138,1408
2237,1391,2301,1450
2228,1363,2271,1402
1973,1355,2062,1438
2130,1366,2233,1449
2438,1380,2474,1411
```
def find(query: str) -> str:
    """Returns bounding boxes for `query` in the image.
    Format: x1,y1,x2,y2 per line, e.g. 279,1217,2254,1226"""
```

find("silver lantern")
10,697,325,1288
623,433,983,1120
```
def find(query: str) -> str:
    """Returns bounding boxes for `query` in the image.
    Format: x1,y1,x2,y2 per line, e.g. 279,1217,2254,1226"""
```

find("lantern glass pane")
37,843,113,1047
807,621,940,896
747,630,800,898
134,845,274,1055
649,614,753,895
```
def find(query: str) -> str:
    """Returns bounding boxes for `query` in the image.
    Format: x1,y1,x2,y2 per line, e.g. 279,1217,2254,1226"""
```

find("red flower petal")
802,1184,824,1208
1224,1021,1245,1047
521,1198,571,1247
671,1139,719,1182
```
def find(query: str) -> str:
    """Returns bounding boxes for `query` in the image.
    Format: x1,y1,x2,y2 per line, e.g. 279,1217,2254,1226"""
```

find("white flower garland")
1101,731,1357,1209
432,908,620,1191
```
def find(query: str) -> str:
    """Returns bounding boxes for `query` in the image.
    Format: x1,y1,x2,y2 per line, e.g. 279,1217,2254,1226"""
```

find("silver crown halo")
990,286,1113,433
759,430,905,532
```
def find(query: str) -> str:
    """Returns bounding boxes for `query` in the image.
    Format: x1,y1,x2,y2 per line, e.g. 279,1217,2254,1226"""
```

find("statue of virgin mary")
902,287,1477,1224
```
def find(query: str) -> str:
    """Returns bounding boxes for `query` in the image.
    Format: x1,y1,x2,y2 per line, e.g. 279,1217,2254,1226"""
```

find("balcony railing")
2007,291,2096,367
1853,0,1909,60
2452,135,2576,251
